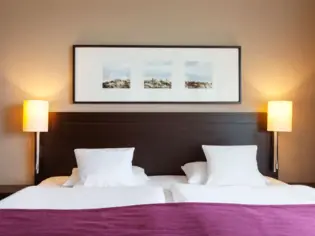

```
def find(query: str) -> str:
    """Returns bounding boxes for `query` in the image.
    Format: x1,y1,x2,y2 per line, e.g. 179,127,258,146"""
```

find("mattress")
38,175,286,188
38,175,188,203
171,183,315,205
0,186,165,209
37,175,286,203
0,175,291,210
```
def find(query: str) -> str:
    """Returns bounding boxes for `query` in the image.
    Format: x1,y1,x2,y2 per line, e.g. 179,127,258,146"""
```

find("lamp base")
35,132,40,174
273,131,279,172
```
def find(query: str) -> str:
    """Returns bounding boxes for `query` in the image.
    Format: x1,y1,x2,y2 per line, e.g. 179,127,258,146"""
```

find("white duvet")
0,186,165,209
171,184,315,205
2,176,313,210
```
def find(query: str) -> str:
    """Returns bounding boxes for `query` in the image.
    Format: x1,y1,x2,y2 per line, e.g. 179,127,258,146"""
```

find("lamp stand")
35,132,40,174
273,131,279,172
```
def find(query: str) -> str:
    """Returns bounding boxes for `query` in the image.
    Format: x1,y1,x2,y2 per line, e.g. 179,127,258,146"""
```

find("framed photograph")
73,45,241,103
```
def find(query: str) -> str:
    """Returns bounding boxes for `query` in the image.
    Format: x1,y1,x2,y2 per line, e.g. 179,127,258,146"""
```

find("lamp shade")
23,100,49,132
267,101,292,132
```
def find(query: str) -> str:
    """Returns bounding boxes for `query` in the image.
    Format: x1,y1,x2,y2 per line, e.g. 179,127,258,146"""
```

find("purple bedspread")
1,203,315,236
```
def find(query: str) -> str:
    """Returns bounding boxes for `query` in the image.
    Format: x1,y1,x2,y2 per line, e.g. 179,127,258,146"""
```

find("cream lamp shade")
23,100,49,132
267,101,292,132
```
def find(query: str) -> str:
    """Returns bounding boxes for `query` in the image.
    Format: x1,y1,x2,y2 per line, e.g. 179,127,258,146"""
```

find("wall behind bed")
0,0,315,184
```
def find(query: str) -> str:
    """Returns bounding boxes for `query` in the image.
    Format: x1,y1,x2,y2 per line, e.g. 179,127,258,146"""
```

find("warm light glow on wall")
4,60,67,99
23,100,49,132
267,101,292,132
245,56,308,100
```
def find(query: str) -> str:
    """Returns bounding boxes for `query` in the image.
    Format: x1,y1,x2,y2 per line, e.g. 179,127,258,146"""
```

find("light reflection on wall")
246,63,308,103
5,65,68,101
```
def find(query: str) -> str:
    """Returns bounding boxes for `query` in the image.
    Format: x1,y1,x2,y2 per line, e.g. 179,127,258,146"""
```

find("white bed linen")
39,175,188,187
146,176,188,202
38,175,187,203
37,175,287,204
147,176,187,189
0,186,165,209
171,184,315,205
39,175,286,187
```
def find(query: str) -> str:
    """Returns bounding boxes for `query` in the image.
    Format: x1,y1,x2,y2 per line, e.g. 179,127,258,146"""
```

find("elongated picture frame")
73,45,241,103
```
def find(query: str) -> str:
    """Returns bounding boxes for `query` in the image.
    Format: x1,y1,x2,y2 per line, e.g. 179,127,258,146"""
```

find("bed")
1,112,315,236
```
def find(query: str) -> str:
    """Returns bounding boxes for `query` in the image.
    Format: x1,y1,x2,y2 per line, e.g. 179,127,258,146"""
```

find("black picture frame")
73,45,241,104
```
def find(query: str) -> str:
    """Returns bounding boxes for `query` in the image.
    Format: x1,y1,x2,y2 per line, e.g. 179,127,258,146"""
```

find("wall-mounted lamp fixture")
23,100,49,174
267,101,292,172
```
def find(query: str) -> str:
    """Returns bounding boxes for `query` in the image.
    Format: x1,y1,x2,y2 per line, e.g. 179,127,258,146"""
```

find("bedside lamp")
267,101,292,172
23,100,49,174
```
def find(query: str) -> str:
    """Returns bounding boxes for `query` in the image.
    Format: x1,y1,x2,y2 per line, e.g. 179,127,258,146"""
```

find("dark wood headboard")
36,112,276,184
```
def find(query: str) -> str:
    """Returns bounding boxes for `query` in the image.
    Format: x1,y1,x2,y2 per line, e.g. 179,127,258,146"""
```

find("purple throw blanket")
1,203,315,236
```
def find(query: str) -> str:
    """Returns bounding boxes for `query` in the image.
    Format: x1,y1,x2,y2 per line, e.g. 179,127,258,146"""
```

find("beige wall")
0,0,314,184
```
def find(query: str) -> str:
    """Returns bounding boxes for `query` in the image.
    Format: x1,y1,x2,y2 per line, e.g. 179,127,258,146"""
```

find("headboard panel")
36,112,276,184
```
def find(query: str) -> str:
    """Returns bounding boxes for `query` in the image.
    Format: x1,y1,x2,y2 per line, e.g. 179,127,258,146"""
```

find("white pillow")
63,166,149,187
133,166,150,182
202,145,267,186
74,148,137,187
63,168,79,187
181,162,207,184
181,161,286,186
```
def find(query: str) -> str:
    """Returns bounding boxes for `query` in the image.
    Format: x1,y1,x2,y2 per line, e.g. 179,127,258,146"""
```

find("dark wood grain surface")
0,185,30,200
35,112,275,184
289,183,315,188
